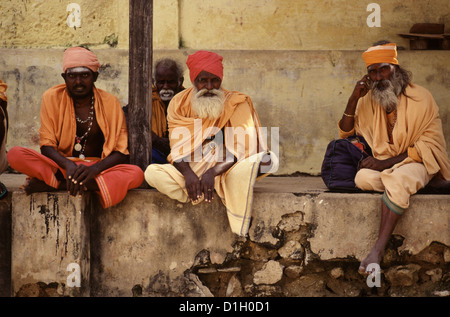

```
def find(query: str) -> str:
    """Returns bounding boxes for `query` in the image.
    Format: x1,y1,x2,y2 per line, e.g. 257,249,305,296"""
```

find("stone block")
253,260,284,285
307,192,450,261
11,192,90,296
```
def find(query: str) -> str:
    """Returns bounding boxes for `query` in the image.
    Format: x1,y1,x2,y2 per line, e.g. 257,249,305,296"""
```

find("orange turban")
186,51,223,83
63,47,101,73
362,43,399,68
0,80,7,102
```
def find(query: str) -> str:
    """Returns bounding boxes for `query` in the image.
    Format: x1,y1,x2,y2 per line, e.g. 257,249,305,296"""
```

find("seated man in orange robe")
145,51,278,236
7,46,144,208
339,41,450,274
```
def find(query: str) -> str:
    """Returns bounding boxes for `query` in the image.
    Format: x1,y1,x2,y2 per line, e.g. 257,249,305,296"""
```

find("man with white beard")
151,58,185,163
154,58,185,108
145,51,278,236
338,41,450,274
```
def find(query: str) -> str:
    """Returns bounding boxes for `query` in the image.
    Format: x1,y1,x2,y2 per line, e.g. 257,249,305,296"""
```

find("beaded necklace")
74,95,94,159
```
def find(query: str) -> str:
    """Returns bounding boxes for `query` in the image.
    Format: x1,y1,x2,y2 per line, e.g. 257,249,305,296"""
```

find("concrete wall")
1,0,449,174
7,179,450,297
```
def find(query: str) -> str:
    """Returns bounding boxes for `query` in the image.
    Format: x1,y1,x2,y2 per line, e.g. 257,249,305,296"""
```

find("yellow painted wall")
0,0,127,48
178,0,450,50
0,0,449,175
2,0,450,50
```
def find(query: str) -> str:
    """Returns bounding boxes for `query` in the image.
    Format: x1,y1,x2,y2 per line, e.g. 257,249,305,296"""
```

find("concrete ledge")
1,175,449,297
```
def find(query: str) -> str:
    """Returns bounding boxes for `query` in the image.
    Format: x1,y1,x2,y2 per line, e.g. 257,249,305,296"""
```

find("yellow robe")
339,83,450,212
339,84,449,179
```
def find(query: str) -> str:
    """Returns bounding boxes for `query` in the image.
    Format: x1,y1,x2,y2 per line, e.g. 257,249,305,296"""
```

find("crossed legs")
7,146,144,208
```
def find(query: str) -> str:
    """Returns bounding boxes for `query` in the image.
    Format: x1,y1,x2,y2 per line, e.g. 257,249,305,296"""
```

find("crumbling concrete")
2,175,449,297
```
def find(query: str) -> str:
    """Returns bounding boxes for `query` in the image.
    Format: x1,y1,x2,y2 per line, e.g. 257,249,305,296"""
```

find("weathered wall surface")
11,192,90,297
0,0,449,175
2,0,450,50
7,181,450,297
0,0,128,49
1,48,448,174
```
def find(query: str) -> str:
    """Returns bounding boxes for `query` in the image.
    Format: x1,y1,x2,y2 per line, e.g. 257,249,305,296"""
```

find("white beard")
159,89,175,101
191,87,225,120
371,71,404,113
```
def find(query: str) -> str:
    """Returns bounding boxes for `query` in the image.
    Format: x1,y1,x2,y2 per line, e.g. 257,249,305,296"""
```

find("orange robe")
145,87,278,236
167,87,267,163
39,84,128,158
8,84,144,208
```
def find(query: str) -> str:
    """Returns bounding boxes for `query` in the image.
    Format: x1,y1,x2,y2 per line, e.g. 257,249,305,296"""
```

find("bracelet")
343,112,355,118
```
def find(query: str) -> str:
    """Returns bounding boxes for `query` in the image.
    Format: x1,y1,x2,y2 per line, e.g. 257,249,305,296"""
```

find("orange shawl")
151,85,168,138
166,87,267,164
39,84,128,159
340,84,450,179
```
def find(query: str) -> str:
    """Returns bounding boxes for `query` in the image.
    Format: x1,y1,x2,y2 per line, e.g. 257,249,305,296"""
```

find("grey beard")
371,70,405,113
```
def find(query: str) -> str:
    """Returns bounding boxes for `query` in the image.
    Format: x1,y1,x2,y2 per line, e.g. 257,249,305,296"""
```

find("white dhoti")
355,160,434,214
145,151,278,236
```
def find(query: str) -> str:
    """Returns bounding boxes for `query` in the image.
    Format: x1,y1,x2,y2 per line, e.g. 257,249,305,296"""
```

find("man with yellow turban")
339,41,450,274
145,50,278,236
7,46,144,208
0,79,9,198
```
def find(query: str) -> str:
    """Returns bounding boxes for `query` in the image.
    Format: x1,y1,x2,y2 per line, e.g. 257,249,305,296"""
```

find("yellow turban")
362,43,399,68
0,80,7,102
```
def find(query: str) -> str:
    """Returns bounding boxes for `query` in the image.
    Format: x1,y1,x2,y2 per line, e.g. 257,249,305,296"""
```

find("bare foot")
22,178,57,195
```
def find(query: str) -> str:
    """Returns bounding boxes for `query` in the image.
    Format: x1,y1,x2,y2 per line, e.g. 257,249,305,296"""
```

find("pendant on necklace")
74,142,82,152
79,154,85,160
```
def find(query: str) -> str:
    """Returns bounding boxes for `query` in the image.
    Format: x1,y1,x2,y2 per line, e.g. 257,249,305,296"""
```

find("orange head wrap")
186,50,223,83
63,47,101,73
362,43,399,68
0,80,7,102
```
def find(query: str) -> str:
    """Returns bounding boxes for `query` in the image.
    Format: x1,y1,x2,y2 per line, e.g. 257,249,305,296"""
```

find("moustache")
371,79,391,91
159,89,175,101
196,88,221,97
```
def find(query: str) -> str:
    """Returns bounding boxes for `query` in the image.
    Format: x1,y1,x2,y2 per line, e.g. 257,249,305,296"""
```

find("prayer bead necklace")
75,95,95,124
74,96,95,159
